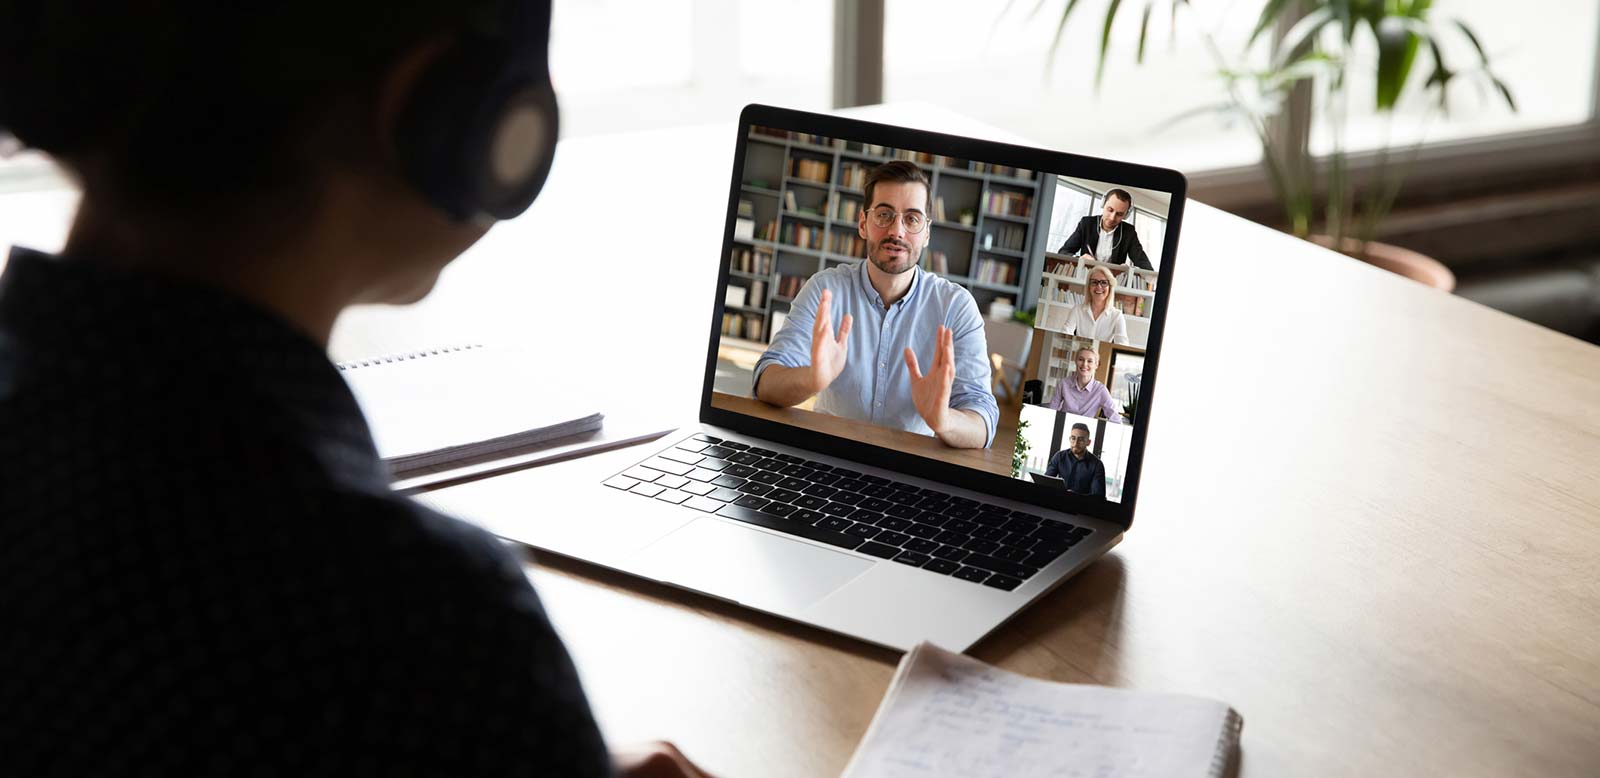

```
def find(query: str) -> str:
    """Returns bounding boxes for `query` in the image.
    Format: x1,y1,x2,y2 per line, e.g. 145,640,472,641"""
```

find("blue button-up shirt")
754,261,998,447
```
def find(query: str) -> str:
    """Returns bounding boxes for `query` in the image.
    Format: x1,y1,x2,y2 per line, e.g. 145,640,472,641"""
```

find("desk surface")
343,105,1600,777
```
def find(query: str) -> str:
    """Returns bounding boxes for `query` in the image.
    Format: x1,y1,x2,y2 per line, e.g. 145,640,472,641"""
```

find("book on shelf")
982,223,1026,252
776,274,806,299
830,232,865,257
922,250,949,275
984,190,1033,218
724,285,747,309
1044,255,1081,277
338,345,603,477
840,161,870,190
841,642,1242,778
737,198,754,218
779,222,824,250
734,218,754,242
784,190,798,212
833,193,861,221
749,279,766,308
729,246,774,275
974,257,1020,286
934,195,946,222
720,311,765,341
760,220,778,241
790,157,830,183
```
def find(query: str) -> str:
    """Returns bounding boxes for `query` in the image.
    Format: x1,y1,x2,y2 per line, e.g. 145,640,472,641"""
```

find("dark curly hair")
0,2,506,212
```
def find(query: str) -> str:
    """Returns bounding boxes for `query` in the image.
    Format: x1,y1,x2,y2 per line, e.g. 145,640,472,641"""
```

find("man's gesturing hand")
808,288,853,395
903,324,956,435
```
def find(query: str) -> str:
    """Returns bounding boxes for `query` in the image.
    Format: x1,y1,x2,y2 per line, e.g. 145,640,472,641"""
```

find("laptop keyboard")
602,434,1095,592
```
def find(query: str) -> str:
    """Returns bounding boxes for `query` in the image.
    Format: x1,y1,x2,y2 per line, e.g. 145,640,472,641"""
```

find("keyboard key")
779,464,815,478
794,495,827,510
809,472,842,486
978,502,1010,514
953,567,990,583
753,458,786,472
859,474,888,486
655,474,689,489
1032,522,1078,543
765,503,798,518
655,489,691,505
972,526,1007,541
700,445,735,458
831,491,865,505
605,474,644,492
685,496,723,512
642,458,692,476
738,482,775,497
681,482,715,496
820,502,854,517
847,508,885,523
728,452,763,465
886,504,920,520
690,434,722,443
750,471,783,485
887,492,921,507
1010,510,1045,523
961,553,1039,580
892,550,931,567
934,529,968,545
817,516,853,532
924,559,960,575
734,495,771,511
945,506,979,520
846,524,882,540
875,530,912,547
723,464,757,478
831,467,863,480
660,450,703,466
861,497,892,512
629,482,666,498
802,484,838,499
904,538,940,554
915,496,950,510
858,541,899,559
719,441,750,451
791,509,823,524
766,488,803,504
696,458,731,472
947,496,977,508
876,516,912,532
747,447,776,457
1000,531,1035,548
1071,526,1094,536
995,547,1030,562
945,519,978,534
931,545,970,562
913,511,950,527
1003,516,1041,533
685,468,720,483
983,575,1023,591
961,538,999,555
803,460,833,471
970,512,1009,528
777,477,811,491
712,474,747,489
775,453,805,464
859,484,894,497
715,504,863,550
623,467,660,482
905,523,940,539
674,441,709,453
708,487,743,502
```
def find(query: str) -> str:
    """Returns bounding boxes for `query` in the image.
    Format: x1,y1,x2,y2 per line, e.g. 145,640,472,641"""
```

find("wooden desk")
327,106,1600,776
710,391,1014,476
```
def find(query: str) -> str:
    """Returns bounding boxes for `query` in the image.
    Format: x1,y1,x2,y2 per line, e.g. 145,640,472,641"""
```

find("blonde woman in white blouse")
1064,264,1129,345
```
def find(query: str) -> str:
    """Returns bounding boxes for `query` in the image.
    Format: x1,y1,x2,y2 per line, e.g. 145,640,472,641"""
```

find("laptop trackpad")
634,518,873,614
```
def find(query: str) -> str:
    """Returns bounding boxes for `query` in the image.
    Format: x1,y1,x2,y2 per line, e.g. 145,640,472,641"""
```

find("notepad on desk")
843,643,1243,778
337,344,603,476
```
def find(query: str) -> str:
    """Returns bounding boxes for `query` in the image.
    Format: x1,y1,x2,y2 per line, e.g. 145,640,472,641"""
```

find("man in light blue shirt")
753,161,997,449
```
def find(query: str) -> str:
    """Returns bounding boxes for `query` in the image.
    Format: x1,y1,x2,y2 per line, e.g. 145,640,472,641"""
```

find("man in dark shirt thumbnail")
1046,422,1107,497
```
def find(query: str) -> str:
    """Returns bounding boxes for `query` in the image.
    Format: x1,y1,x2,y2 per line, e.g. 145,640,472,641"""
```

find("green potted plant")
1030,0,1516,288
1012,418,1032,479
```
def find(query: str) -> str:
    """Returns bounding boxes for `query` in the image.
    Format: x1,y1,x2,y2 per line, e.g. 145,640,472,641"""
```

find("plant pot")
1310,235,1456,292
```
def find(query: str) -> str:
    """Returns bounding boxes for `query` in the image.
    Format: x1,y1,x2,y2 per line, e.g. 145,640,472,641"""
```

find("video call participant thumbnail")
1046,423,1106,497
1056,187,1152,271
1062,264,1129,345
1046,345,1123,424
754,161,998,449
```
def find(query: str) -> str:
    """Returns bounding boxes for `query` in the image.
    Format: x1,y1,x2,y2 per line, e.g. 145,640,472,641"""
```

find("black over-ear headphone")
395,0,560,223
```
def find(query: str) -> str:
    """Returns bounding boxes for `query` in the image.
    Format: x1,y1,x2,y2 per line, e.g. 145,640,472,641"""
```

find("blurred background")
3,0,1596,342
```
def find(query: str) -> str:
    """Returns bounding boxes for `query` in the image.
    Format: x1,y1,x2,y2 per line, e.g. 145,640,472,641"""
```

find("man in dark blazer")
1045,423,1107,497
1056,188,1153,270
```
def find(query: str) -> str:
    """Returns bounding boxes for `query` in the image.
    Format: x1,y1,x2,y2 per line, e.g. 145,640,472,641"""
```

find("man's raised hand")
808,288,853,395
903,324,956,435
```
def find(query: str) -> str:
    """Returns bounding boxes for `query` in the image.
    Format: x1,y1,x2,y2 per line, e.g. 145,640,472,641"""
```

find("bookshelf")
727,129,1050,344
1035,252,1159,347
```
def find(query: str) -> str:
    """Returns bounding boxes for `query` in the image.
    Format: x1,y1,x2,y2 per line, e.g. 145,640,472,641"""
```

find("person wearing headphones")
0,2,710,776
1056,188,1153,271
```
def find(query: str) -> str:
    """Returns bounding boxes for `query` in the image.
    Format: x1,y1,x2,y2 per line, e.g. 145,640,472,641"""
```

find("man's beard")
869,237,918,275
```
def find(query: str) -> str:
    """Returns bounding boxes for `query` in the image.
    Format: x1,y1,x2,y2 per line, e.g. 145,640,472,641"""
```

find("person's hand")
614,741,717,778
903,325,956,435
808,288,852,395
1078,251,1095,262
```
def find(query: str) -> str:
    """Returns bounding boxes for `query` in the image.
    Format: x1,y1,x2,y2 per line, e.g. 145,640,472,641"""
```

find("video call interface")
709,124,1171,504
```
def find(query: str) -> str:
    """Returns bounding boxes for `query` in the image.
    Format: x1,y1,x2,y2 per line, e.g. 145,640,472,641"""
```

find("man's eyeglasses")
866,206,927,234
1068,435,1089,442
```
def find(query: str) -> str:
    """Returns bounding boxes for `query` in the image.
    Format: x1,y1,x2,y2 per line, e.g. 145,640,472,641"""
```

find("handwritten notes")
841,643,1242,778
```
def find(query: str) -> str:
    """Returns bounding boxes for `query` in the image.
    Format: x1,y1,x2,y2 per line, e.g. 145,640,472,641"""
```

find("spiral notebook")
842,643,1243,778
337,344,603,477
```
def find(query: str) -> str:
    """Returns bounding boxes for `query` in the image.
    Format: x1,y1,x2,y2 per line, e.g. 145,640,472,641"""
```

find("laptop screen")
703,106,1182,522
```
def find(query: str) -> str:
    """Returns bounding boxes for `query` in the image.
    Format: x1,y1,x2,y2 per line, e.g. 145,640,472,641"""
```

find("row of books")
790,157,831,183
720,311,765,341
839,160,872,190
775,274,806,300
984,223,1027,252
729,246,774,275
975,163,1034,180
1040,283,1084,307
832,192,862,221
779,222,824,250
974,258,1020,286
783,190,823,217
829,232,865,257
1111,296,1149,318
921,250,951,275
723,280,766,310
985,190,1033,218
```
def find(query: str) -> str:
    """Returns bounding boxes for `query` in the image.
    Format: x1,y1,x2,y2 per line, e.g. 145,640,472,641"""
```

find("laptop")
423,104,1184,652
1029,472,1067,489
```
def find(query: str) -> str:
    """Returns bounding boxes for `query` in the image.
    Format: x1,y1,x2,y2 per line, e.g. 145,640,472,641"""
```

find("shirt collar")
855,258,920,311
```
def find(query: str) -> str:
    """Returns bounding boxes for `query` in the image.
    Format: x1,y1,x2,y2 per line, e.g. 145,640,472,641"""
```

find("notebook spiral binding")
335,344,485,371
1208,709,1244,778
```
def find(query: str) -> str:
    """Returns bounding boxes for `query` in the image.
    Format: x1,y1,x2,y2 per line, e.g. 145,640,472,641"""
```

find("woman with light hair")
1064,264,1130,345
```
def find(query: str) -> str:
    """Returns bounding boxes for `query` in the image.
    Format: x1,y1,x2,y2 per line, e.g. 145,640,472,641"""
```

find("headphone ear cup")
394,46,559,222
